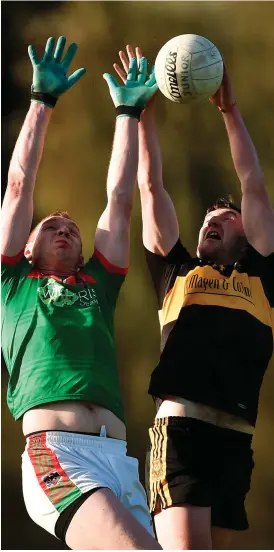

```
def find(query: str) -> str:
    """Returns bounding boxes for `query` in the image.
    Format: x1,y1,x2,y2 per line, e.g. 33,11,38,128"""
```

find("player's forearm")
106,116,139,209
8,102,52,194
222,105,265,194
138,108,163,193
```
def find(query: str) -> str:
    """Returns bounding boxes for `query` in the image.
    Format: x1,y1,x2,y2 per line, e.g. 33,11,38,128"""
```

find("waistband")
152,416,253,441
25,427,127,454
155,398,254,435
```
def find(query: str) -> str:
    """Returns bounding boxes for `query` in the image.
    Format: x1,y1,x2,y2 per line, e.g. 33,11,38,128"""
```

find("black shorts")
146,416,254,531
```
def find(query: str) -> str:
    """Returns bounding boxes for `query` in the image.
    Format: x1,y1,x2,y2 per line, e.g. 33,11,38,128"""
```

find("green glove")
103,57,158,120
28,36,86,108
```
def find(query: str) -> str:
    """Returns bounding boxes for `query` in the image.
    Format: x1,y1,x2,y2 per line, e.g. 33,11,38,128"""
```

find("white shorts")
22,428,154,540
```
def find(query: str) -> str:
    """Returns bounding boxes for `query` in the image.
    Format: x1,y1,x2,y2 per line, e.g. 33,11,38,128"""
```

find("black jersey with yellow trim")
145,240,274,426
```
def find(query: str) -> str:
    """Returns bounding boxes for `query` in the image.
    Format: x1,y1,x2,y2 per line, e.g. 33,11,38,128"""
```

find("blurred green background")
2,1,274,549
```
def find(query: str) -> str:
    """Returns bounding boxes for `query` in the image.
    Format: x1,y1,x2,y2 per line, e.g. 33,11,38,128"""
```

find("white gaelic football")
155,34,223,103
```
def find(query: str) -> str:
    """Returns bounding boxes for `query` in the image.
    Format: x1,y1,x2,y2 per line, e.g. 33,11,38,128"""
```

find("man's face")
26,216,83,270
197,208,246,263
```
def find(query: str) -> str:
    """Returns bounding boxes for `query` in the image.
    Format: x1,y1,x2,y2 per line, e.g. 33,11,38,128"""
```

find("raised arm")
138,99,180,256
96,56,158,267
1,36,86,257
210,66,274,256
2,103,52,256
113,46,179,257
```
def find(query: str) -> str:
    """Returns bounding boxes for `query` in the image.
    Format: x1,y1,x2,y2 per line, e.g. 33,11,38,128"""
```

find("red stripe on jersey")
1,250,24,266
26,271,97,285
27,433,78,504
26,272,64,281
79,273,97,284
26,270,44,279
94,248,128,275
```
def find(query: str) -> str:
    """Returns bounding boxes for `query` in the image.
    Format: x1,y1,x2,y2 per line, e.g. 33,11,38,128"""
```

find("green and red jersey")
1,249,127,422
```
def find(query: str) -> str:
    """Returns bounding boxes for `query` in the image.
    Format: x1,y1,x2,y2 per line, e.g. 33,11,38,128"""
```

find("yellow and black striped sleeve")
259,251,274,308
144,240,192,309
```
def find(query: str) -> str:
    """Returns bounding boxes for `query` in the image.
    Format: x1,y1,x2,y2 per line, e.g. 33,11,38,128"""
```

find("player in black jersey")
114,48,274,549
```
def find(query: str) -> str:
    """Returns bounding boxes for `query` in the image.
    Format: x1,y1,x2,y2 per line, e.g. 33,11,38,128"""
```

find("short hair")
28,210,75,243
47,210,72,220
206,195,241,215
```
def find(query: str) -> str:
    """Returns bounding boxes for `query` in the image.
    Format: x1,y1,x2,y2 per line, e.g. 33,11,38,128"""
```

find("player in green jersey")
1,36,161,549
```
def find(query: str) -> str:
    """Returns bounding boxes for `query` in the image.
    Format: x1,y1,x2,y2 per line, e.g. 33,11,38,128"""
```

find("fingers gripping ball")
103,57,158,120
29,36,86,108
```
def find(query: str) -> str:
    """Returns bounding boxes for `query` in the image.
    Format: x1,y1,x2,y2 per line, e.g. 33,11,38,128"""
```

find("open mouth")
205,230,221,241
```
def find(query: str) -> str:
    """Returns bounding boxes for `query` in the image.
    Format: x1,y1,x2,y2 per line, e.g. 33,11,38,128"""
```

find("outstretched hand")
113,45,158,111
209,63,237,113
103,46,158,111
28,36,86,97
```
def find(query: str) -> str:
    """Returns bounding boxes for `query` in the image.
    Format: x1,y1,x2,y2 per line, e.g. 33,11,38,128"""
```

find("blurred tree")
2,2,274,549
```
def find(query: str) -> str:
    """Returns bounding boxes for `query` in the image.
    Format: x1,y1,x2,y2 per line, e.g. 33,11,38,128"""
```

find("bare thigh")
65,488,162,550
154,504,212,550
